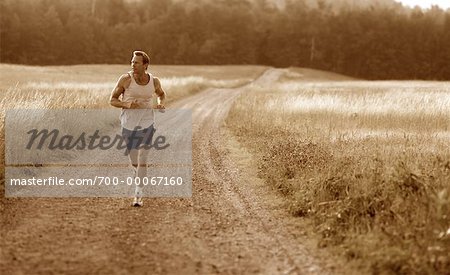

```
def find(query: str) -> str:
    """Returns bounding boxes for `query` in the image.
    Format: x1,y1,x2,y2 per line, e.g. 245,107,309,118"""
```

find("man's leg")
128,148,143,206
128,148,139,174
135,148,150,200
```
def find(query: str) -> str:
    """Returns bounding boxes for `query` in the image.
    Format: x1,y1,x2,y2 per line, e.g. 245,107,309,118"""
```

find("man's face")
131,55,147,73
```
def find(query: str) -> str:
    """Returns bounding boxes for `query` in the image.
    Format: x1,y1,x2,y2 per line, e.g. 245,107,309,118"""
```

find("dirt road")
1,69,341,274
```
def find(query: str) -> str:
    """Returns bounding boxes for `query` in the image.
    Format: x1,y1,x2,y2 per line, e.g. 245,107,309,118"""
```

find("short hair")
133,51,150,64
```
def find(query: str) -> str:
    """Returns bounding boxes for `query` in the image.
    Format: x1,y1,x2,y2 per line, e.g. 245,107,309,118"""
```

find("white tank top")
120,72,155,130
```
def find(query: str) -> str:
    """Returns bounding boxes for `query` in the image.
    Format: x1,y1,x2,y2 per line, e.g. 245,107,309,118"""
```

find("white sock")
135,186,143,198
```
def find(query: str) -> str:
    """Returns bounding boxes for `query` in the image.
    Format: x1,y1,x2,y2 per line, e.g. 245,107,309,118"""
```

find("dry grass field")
0,64,268,182
227,71,450,274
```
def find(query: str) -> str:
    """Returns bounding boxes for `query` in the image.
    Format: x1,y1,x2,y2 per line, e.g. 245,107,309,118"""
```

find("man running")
110,50,166,207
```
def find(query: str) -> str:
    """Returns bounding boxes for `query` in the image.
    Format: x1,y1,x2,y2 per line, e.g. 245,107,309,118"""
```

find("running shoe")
132,196,143,207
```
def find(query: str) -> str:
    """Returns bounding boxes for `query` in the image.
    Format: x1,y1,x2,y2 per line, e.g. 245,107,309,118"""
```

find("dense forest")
1,0,449,79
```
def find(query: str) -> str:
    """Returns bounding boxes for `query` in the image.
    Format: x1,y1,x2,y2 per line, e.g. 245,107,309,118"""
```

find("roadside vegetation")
227,71,450,274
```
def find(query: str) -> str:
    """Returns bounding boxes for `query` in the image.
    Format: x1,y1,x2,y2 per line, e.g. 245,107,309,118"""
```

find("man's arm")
110,74,132,109
154,77,166,108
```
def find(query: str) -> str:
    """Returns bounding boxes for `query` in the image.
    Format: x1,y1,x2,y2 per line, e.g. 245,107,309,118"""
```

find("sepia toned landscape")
1,0,450,274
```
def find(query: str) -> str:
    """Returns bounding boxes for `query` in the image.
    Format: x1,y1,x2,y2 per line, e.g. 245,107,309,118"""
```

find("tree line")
1,0,449,80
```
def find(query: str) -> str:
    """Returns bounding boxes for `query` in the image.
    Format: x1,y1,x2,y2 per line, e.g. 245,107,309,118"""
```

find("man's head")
131,51,150,72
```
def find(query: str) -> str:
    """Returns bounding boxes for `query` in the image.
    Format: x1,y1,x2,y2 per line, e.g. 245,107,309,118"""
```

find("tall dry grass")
227,75,450,274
